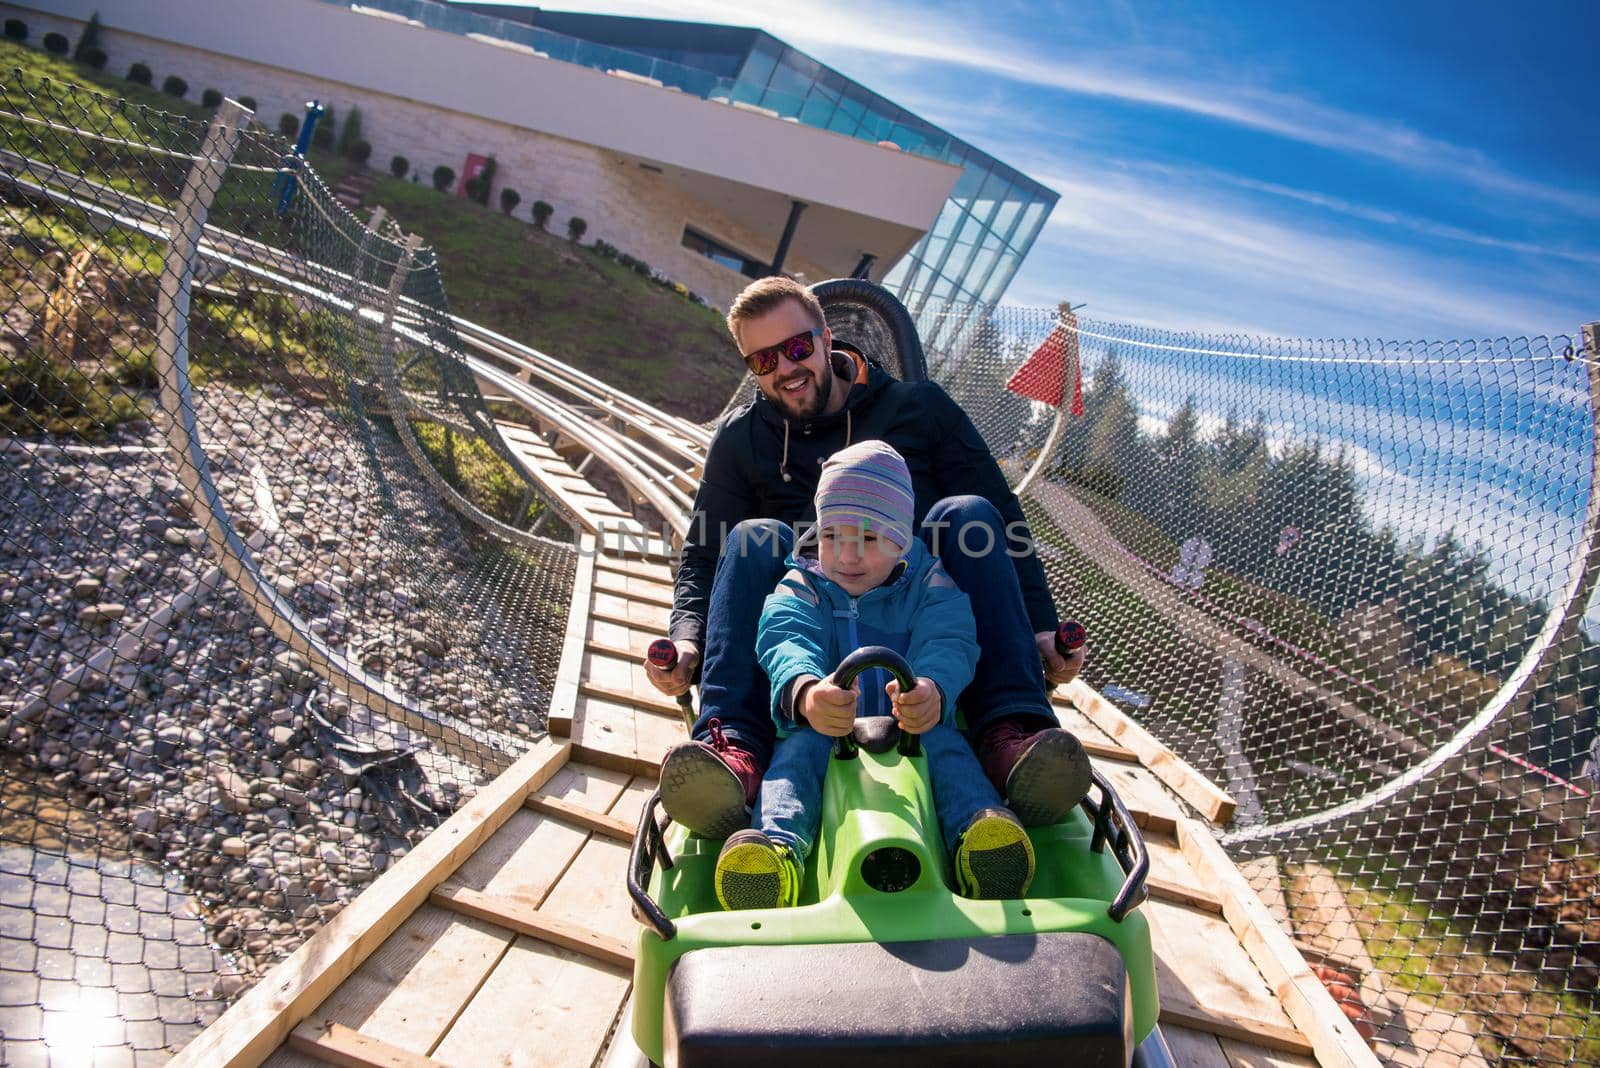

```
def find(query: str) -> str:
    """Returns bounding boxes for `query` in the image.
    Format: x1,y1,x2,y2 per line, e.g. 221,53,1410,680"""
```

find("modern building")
10,0,1056,334
459,6,1060,325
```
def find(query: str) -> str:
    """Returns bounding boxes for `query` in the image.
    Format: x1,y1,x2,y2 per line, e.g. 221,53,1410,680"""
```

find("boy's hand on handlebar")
644,640,699,697
887,677,941,734
1036,630,1085,687
802,677,858,737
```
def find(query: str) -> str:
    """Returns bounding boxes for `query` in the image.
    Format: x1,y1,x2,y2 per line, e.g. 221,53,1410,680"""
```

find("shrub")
389,154,409,179
79,46,106,70
43,32,68,55
277,112,299,138
72,12,101,60
348,139,371,165
566,216,587,243
161,75,187,98
127,62,151,85
499,187,520,214
236,95,256,112
3,19,26,42
337,105,362,157
201,87,222,108
311,105,334,149
531,200,552,229
431,165,454,192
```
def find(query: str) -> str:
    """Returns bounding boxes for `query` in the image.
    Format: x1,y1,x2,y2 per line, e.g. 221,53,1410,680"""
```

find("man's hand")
644,639,700,697
887,676,941,734
1036,630,1085,687
801,676,858,737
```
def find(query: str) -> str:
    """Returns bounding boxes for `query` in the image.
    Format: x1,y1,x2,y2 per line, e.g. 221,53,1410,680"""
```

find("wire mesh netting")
927,305,1599,1065
0,71,578,1062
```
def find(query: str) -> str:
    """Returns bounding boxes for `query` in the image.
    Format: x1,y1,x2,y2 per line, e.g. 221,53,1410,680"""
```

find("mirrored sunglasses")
741,328,821,376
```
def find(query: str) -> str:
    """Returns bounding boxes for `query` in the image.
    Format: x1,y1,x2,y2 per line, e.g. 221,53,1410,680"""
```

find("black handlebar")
829,646,921,760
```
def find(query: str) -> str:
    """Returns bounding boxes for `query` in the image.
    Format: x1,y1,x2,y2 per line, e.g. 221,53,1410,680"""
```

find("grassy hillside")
317,160,742,421
0,38,742,421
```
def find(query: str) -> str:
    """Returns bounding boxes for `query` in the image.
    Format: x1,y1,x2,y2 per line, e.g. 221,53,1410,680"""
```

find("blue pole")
272,100,325,215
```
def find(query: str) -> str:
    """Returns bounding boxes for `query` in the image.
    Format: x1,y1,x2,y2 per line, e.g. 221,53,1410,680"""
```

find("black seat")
811,278,928,383
664,931,1132,1067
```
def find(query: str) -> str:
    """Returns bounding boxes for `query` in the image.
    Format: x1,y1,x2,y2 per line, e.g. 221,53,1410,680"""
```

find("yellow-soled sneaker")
714,830,801,911
955,808,1036,899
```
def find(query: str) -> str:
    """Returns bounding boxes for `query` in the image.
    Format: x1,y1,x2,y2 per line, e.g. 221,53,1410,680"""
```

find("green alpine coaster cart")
623,282,1166,1067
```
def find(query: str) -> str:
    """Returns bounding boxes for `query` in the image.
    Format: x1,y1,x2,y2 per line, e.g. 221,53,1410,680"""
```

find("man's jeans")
754,724,1003,858
692,495,1059,769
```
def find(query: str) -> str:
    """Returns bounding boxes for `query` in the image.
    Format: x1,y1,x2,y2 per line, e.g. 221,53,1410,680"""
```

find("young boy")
713,440,1036,911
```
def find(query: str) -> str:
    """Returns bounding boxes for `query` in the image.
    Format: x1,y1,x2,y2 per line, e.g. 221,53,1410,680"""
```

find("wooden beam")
288,1021,442,1068
1059,682,1237,825
549,533,599,738
430,883,635,969
526,792,636,842
1147,875,1225,915
579,680,687,720
1177,819,1381,1068
594,555,675,584
592,569,675,609
169,739,572,1068
1158,1003,1314,1055
1082,739,1139,764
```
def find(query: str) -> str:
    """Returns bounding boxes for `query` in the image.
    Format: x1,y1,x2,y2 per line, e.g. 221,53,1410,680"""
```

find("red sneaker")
659,719,761,839
977,721,1092,827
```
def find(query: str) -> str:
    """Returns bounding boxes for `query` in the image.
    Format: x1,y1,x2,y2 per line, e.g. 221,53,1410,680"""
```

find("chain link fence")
0,69,576,1063
927,305,1599,1066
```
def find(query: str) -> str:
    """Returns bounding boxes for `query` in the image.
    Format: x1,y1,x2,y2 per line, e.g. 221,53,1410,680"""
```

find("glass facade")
329,1,1058,327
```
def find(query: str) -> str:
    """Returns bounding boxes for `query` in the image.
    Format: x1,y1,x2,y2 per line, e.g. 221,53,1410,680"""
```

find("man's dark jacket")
670,351,1058,648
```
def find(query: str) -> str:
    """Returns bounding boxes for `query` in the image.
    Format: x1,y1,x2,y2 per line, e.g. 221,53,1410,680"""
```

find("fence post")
154,105,513,773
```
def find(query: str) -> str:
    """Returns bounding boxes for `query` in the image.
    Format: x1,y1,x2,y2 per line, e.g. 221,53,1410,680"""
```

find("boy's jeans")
692,496,1059,770
753,724,1003,858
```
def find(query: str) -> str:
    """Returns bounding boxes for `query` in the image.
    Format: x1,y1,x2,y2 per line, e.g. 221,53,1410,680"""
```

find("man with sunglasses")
645,277,1091,839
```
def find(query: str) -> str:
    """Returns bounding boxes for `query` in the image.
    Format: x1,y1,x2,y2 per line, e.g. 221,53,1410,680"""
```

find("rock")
266,725,297,755
212,769,252,814
71,577,102,600
221,837,248,857
272,651,313,690
78,603,126,625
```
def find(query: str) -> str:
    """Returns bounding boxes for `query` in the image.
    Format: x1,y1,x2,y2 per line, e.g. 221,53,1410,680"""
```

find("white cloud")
1009,169,1588,338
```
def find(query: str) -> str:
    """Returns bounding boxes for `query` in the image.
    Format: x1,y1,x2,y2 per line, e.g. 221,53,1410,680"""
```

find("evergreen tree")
72,11,101,61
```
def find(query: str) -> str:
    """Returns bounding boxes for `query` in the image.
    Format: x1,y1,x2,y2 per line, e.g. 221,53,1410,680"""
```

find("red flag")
1005,313,1084,415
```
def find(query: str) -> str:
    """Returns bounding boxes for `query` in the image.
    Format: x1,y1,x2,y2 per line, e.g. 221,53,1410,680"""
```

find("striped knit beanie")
814,440,915,551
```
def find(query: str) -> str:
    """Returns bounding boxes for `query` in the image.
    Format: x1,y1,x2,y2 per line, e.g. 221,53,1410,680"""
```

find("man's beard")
771,357,834,421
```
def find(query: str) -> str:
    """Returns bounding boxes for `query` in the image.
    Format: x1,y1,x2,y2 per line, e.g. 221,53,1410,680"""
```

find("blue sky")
511,0,1598,341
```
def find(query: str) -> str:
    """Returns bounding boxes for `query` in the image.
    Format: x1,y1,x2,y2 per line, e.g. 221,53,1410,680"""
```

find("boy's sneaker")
978,723,1093,827
659,719,762,839
955,808,1035,899
715,830,802,911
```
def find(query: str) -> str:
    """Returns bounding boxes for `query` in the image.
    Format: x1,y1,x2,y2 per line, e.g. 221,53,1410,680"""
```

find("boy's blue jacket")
755,537,979,738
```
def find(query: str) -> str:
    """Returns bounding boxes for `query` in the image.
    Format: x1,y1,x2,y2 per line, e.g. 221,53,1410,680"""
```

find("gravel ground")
0,382,574,1061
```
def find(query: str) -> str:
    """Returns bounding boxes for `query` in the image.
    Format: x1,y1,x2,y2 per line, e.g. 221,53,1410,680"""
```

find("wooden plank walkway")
179,445,1377,1068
